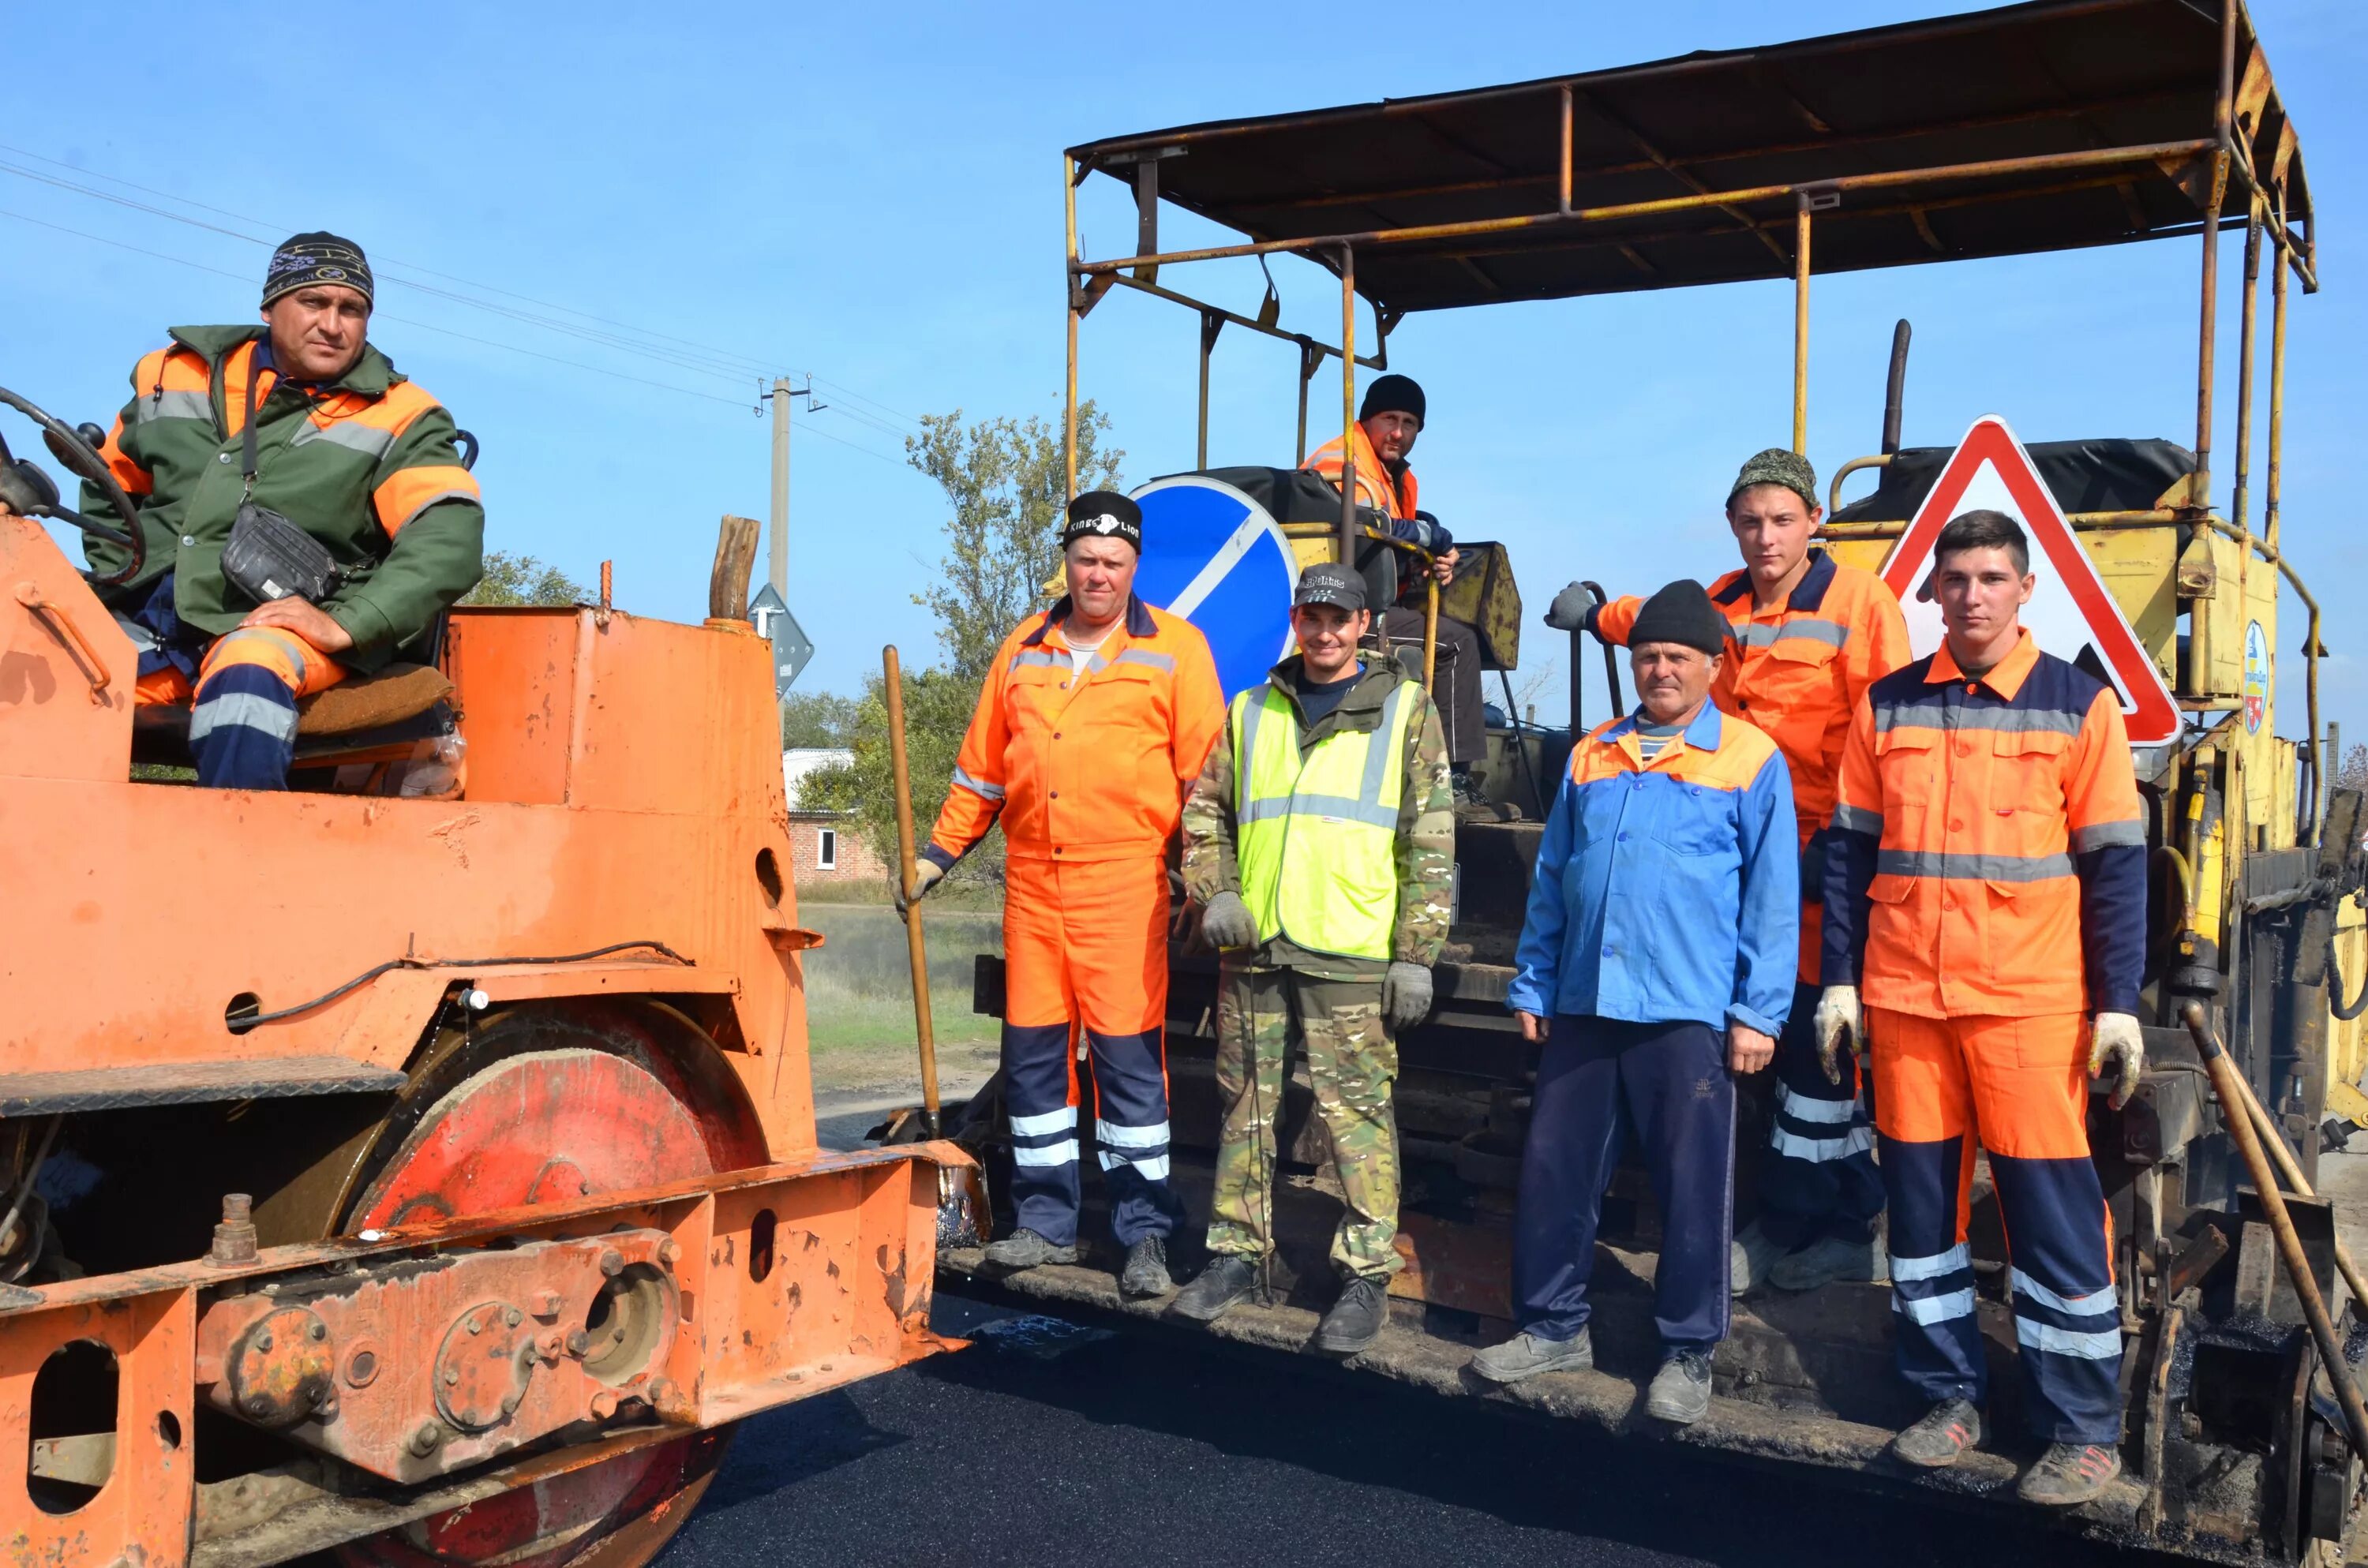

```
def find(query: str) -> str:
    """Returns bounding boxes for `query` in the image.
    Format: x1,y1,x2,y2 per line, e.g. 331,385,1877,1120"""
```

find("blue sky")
6,0,2361,743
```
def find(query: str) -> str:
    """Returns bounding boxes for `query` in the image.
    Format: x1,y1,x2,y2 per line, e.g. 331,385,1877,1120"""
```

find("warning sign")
1877,415,2181,744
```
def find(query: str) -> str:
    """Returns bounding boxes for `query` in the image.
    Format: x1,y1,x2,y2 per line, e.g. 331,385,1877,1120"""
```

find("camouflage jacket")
1182,653,1455,970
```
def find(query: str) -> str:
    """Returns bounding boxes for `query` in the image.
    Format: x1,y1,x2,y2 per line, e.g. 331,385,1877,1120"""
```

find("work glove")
2089,1012,2145,1110
892,859,944,916
1384,961,1435,1031
1200,890,1257,950
1812,985,1864,1086
1542,581,1597,634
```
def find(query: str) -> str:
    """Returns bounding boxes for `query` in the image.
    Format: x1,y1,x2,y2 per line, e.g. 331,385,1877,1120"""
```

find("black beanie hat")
1628,579,1726,657
1358,373,1426,427
1062,490,1142,552
263,231,374,307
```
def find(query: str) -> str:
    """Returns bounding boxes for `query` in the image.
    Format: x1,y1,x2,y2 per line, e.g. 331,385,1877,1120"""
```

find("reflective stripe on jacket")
1302,424,1416,521
1510,702,1797,1035
924,593,1226,866
1820,629,2147,1017
82,325,484,669
1233,675,1422,960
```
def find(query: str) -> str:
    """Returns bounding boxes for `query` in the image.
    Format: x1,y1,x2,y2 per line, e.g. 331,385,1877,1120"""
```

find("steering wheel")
0,384,145,588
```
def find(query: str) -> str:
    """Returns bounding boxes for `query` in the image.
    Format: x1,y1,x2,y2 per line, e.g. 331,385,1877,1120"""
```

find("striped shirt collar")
1927,627,2039,699
1711,548,1837,616
1602,698,1724,759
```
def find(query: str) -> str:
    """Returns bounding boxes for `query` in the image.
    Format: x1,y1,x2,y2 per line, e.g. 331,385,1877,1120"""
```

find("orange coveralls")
1822,628,2147,1443
1598,552,1910,1247
924,593,1225,1247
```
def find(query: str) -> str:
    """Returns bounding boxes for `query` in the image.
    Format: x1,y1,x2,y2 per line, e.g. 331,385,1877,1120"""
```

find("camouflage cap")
1727,447,1818,511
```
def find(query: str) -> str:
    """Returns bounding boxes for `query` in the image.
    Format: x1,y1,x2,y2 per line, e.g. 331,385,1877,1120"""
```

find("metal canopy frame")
1057,0,2321,793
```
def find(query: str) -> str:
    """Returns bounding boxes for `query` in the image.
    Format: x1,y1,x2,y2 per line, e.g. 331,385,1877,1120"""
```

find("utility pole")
769,376,791,599
761,378,823,601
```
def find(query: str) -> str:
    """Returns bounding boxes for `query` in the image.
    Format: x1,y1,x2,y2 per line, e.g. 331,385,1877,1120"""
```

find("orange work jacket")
924,594,1227,867
1821,630,2149,1019
1302,423,1416,522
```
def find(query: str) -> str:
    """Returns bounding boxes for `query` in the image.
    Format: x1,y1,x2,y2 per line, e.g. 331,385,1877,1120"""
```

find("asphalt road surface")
654,1289,2189,1568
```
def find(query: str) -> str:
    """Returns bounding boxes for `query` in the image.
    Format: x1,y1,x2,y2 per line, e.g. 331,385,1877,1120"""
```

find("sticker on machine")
2243,619,2270,734
1875,414,2181,745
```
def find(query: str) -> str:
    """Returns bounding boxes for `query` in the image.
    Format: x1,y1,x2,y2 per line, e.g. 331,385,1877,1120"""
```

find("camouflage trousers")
1207,963,1403,1281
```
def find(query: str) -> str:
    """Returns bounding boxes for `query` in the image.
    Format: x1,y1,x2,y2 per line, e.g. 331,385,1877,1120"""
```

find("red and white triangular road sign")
1878,414,2181,744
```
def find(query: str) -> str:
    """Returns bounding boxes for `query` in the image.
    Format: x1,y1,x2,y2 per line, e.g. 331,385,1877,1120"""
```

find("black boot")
1119,1234,1173,1299
1171,1255,1261,1323
1316,1274,1389,1353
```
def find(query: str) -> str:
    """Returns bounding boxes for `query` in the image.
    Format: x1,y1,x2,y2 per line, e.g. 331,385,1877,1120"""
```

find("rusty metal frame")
1058,1,2323,842
2,1141,974,1566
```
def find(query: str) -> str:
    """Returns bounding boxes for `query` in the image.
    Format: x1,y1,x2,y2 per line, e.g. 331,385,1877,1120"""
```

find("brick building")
782,747,886,888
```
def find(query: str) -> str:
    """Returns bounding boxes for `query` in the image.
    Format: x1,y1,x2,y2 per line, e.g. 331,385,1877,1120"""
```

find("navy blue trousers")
1512,1015,1735,1353
1002,1021,1177,1248
1759,981,1886,1248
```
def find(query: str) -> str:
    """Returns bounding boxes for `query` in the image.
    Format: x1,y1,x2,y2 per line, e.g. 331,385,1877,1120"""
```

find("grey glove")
1543,582,1597,634
1384,961,1434,1031
1201,890,1257,950
892,859,944,916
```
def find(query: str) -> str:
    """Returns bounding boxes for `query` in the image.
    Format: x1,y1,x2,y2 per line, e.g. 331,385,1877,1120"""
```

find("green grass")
807,984,995,1052
797,878,1006,911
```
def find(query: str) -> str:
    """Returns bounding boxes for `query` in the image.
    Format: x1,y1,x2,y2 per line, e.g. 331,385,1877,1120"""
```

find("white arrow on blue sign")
748,583,814,698
1129,475,1299,701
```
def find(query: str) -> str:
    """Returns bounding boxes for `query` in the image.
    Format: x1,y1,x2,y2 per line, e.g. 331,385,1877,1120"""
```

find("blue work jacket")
1509,702,1798,1036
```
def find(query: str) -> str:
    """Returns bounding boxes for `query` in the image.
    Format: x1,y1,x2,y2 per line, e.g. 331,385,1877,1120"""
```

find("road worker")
1170,563,1455,1353
1547,448,1909,1295
1819,508,2145,1505
77,232,484,788
1473,580,1796,1426
903,490,1226,1297
1301,374,1495,816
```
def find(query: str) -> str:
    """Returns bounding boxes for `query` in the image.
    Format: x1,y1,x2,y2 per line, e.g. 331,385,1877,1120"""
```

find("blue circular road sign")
1129,474,1298,701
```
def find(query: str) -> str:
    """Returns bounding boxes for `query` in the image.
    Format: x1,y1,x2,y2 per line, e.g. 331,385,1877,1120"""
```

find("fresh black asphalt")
658,1257,2186,1566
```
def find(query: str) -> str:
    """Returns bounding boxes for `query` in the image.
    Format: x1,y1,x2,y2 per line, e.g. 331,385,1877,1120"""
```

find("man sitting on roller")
78,232,484,789
1303,373,1499,818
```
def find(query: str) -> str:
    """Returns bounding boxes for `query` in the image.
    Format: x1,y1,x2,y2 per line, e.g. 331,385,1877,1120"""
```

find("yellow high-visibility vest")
1233,675,1420,960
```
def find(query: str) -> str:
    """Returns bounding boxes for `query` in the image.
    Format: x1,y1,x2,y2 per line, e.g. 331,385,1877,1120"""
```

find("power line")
0,207,748,409
0,148,938,466
0,142,791,383
807,373,922,428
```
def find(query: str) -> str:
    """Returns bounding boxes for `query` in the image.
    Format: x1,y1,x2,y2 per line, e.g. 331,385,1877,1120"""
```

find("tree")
904,402,1122,680
2339,743,2368,794
463,552,587,607
800,664,1000,885
781,690,860,750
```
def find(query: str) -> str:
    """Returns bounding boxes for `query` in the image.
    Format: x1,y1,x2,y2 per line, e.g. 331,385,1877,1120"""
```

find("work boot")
2018,1442,2123,1506
1730,1219,1788,1297
984,1228,1078,1270
1891,1398,1984,1469
1451,768,1520,824
1171,1255,1261,1323
1316,1274,1389,1354
1118,1235,1172,1299
1469,1326,1592,1384
1768,1232,1890,1292
1646,1349,1713,1425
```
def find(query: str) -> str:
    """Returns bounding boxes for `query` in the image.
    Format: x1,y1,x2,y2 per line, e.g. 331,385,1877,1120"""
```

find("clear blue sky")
7,0,2361,743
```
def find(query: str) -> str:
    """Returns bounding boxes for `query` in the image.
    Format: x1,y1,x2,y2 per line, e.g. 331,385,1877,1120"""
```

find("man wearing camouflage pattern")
1171,562,1455,1353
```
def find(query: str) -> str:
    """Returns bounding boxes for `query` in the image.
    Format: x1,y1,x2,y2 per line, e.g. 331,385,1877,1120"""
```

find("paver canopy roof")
1069,0,2309,313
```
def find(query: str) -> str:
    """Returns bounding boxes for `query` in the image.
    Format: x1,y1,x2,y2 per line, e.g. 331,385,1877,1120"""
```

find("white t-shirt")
1066,623,1113,675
